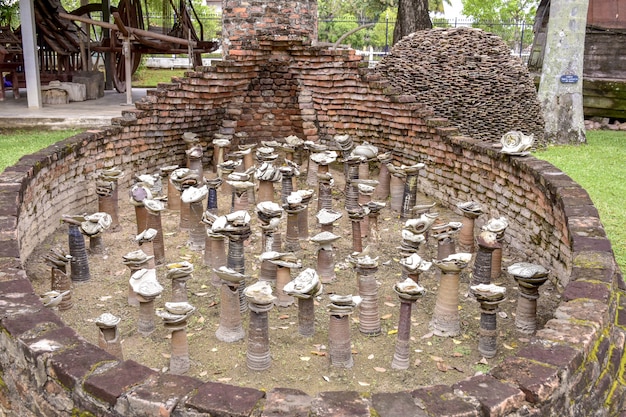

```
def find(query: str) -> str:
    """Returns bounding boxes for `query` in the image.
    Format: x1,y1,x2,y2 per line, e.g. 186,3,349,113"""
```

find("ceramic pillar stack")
43,248,72,310
352,254,381,336
143,199,166,265
430,253,472,337
159,302,195,374
129,269,163,336
95,313,123,359
213,266,246,342
310,231,341,284
456,201,484,253
181,185,209,251
327,295,360,368
96,167,124,231
470,284,507,358
508,262,550,334
284,268,322,337
391,279,425,370
122,250,154,307
244,281,276,371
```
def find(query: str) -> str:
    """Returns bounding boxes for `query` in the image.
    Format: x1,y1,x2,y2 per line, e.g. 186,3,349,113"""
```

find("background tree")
462,0,537,51
393,0,431,44
370,7,397,49
0,0,20,28
537,0,588,144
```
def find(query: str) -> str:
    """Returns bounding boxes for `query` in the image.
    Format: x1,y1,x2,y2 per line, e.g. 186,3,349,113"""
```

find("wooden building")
528,0,626,119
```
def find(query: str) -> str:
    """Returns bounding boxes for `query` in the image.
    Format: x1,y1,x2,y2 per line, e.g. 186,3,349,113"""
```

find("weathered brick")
490,357,560,403
410,385,478,416
516,343,583,375
262,387,313,417
452,374,526,416
115,373,202,416
49,343,118,390
310,391,370,417
84,360,156,406
185,381,265,417
371,391,428,417
0,279,48,324
561,281,610,303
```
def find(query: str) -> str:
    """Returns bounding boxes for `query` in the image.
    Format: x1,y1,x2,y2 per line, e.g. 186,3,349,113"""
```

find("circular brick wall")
0,38,623,416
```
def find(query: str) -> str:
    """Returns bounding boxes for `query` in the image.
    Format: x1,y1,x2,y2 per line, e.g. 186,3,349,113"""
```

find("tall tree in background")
0,0,19,28
462,0,537,51
537,0,588,144
393,0,431,44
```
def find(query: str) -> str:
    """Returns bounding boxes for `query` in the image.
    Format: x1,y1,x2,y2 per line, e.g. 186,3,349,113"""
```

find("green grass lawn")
534,130,626,271
132,68,188,87
0,129,83,173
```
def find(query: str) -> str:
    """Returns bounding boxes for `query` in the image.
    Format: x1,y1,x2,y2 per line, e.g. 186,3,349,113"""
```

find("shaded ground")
27,167,560,395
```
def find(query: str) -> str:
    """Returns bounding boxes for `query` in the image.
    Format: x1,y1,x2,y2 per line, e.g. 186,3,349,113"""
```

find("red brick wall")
221,0,318,55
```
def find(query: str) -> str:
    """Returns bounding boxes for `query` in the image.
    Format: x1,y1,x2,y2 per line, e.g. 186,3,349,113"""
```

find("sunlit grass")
0,129,82,173
534,130,626,271
132,68,188,87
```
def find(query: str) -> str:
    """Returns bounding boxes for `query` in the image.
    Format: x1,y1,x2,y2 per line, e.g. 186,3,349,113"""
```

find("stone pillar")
483,217,509,281
63,217,91,282
205,177,223,215
130,183,151,234
343,155,362,211
256,162,282,203
122,250,153,307
431,222,463,261
347,208,366,253
373,152,392,201
400,163,425,220
181,185,209,252
160,165,179,211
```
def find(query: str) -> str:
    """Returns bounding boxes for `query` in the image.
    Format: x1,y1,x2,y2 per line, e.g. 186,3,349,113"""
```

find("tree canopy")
462,0,538,23
0,0,19,28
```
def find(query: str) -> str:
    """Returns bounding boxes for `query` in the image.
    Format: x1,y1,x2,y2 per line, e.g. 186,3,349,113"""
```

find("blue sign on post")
560,74,579,84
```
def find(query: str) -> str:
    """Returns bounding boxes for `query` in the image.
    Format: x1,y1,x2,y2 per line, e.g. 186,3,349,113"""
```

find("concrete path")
0,88,148,130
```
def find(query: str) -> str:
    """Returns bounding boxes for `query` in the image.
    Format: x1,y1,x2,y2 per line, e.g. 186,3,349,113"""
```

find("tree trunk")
393,0,432,45
537,0,589,144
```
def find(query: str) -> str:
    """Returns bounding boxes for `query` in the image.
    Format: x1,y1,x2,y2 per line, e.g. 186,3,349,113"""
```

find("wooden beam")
58,12,197,47
112,12,130,38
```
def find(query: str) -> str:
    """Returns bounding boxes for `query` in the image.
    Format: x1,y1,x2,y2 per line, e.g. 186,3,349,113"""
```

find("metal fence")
173,13,533,61
317,16,534,58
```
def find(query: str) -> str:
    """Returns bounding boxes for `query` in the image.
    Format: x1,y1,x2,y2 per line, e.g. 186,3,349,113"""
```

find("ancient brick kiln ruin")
0,0,624,415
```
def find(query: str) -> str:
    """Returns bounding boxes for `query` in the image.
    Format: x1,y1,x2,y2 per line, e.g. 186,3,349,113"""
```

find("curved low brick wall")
1,39,624,416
